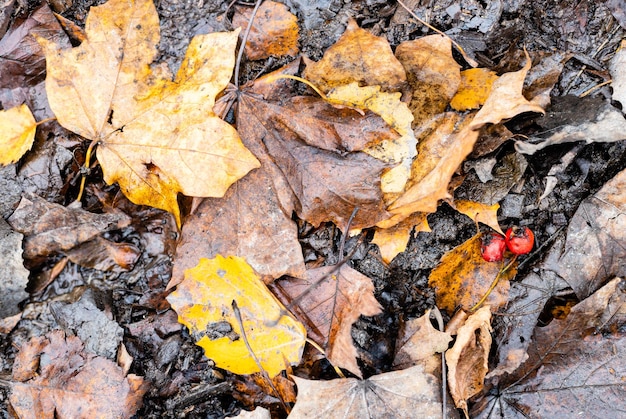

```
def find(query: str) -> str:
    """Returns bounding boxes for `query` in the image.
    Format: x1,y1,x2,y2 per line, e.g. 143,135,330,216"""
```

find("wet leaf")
64,236,140,272
0,218,29,319
7,192,131,259
428,233,517,313
37,0,259,226
452,199,503,235
446,306,492,418
325,82,416,194
392,310,452,372
233,0,299,60
166,255,306,377
302,18,406,92
0,105,37,165
474,278,626,418
549,166,626,299
372,212,430,263
450,68,498,111
289,365,442,419
395,35,461,126
271,264,382,377
9,330,147,419
609,40,626,108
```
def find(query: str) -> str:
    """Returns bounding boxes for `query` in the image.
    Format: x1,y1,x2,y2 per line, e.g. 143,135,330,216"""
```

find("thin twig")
234,0,264,88
232,299,291,414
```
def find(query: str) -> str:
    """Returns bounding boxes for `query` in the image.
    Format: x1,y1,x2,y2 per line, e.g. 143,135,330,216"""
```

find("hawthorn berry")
481,232,507,262
505,226,534,255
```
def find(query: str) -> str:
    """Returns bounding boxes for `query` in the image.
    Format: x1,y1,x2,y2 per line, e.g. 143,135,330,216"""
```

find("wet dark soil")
1,0,626,418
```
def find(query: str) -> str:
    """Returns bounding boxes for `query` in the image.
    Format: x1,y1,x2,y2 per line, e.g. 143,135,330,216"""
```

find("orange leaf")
372,212,430,263
302,18,406,92
428,233,517,313
37,0,259,226
0,105,37,165
450,68,499,111
452,199,504,235
233,1,299,60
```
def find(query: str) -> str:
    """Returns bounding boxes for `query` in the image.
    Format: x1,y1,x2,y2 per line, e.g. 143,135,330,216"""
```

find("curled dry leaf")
428,233,517,313
167,255,306,377
302,18,406,92
446,306,492,418
271,264,382,377
37,0,259,226
233,0,299,60
0,104,37,165
9,330,147,419
289,365,443,419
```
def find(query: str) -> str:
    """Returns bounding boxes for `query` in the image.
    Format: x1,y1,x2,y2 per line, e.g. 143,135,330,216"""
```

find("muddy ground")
1,0,626,417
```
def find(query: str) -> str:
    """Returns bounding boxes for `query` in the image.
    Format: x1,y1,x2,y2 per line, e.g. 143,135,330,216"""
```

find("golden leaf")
453,199,503,235
166,255,306,377
450,68,499,111
0,105,37,165
37,0,259,226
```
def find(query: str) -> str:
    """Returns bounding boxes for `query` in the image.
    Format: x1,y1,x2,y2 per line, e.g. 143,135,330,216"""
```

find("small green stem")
469,254,518,313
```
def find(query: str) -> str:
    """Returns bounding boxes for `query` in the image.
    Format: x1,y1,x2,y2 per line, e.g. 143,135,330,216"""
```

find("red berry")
481,232,506,262
505,226,534,255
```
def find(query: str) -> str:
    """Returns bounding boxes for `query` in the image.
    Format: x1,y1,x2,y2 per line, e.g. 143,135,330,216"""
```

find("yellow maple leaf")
0,105,37,165
450,68,499,111
37,0,259,226
167,255,306,377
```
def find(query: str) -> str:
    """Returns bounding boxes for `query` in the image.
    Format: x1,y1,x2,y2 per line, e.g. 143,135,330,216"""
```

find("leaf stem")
234,0,264,88
264,74,329,100
469,254,518,313
75,138,98,204
232,299,291,414
305,338,345,379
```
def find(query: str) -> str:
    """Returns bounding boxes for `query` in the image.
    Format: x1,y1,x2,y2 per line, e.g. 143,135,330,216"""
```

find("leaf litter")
1,0,626,417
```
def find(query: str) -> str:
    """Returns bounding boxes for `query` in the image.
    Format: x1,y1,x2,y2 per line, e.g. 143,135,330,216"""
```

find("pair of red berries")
481,226,534,262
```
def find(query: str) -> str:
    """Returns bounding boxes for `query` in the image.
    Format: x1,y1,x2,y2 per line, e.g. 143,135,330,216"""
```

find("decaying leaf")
475,278,626,418
302,18,406,92
452,199,503,235
549,166,626,299
170,165,306,288
167,255,306,377
7,192,131,259
428,233,517,313
446,306,492,418
609,39,626,108
395,34,461,126
233,0,299,60
372,212,430,263
0,104,37,165
450,68,499,111
392,310,452,373
271,264,382,377
9,330,147,419
38,0,259,226
289,365,442,419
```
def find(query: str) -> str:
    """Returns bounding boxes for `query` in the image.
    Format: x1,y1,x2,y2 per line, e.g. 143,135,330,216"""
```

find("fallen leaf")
228,406,271,419
392,310,452,373
0,104,37,165
469,50,545,129
233,0,299,60
0,217,29,319
271,264,382,377
474,278,626,418
238,88,391,230
166,255,306,377
372,212,430,263
9,330,147,419
289,365,443,418
452,199,503,235
446,306,492,418
548,166,626,299
302,18,406,92
64,236,140,272
7,192,131,259
395,35,461,125
170,165,306,289
450,68,499,111
325,82,417,194
428,233,517,313
610,40,626,108
38,0,259,226
388,113,480,221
